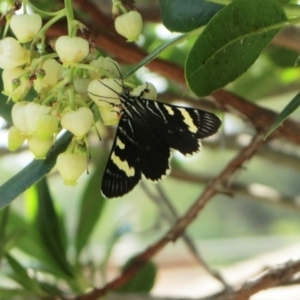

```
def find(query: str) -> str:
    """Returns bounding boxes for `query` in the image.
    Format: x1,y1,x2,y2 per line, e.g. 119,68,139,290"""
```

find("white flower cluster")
0,5,149,186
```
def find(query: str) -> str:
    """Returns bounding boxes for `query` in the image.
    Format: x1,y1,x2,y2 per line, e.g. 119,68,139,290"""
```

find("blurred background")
1,0,300,299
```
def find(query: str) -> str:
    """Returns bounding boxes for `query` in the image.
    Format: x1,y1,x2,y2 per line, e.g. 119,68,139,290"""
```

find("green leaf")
35,178,74,277
6,254,45,294
75,156,107,256
0,288,36,298
185,0,287,96
159,0,223,33
266,91,300,137
4,209,69,278
267,46,299,68
0,132,72,209
117,259,157,293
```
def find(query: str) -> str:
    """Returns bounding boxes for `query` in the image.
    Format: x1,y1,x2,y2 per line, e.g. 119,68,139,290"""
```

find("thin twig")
140,182,228,287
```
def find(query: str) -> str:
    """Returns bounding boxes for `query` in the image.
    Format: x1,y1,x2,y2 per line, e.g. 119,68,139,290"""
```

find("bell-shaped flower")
7,126,26,151
88,78,122,107
98,106,121,126
55,36,89,65
10,13,42,43
2,67,30,101
61,107,93,138
36,114,59,140
12,101,51,135
115,11,143,42
88,57,120,79
0,37,30,69
34,59,63,92
27,134,53,159
56,152,87,185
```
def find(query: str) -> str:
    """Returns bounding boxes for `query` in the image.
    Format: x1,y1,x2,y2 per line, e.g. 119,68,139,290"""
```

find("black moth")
100,83,221,198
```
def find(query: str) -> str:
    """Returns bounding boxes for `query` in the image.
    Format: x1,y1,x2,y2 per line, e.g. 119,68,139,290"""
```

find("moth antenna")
97,79,121,96
109,61,131,95
110,61,125,87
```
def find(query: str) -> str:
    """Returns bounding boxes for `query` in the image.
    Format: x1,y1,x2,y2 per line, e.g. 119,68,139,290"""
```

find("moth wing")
143,100,221,155
133,120,171,182
101,116,141,198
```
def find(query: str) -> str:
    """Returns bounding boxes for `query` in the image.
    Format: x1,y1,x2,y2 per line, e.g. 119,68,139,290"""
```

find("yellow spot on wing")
116,138,125,149
111,152,135,177
178,108,197,133
164,105,174,115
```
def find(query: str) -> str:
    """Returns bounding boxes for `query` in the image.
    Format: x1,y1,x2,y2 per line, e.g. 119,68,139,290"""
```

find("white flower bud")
2,67,30,101
56,152,87,185
131,82,157,100
88,78,122,107
55,36,89,65
27,135,53,159
7,126,26,151
10,14,42,43
36,114,59,140
98,107,121,125
115,11,143,42
0,37,30,69
34,59,63,92
88,57,120,79
61,107,93,138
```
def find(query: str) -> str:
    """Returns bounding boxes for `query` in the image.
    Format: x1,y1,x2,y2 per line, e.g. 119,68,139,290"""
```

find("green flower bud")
88,78,122,107
27,135,53,159
61,107,93,138
114,11,143,42
0,37,30,69
8,126,26,151
56,152,87,186
55,36,89,65
10,13,42,43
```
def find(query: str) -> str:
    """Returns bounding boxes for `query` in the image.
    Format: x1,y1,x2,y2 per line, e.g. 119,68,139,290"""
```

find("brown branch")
72,135,265,300
81,258,300,300
217,259,300,300
212,89,300,145
170,168,300,213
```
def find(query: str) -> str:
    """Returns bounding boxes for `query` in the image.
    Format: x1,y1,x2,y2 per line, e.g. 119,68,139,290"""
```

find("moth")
100,83,221,198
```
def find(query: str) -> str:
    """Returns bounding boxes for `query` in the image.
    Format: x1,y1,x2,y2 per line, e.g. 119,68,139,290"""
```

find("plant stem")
64,0,75,36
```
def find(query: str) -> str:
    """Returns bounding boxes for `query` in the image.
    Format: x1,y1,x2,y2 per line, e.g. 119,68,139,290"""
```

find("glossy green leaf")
159,0,223,33
35,178,74,277
117,259,157,293
0,132,72,209
75,156,107,256
266,91,300,137
185,0,287,96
